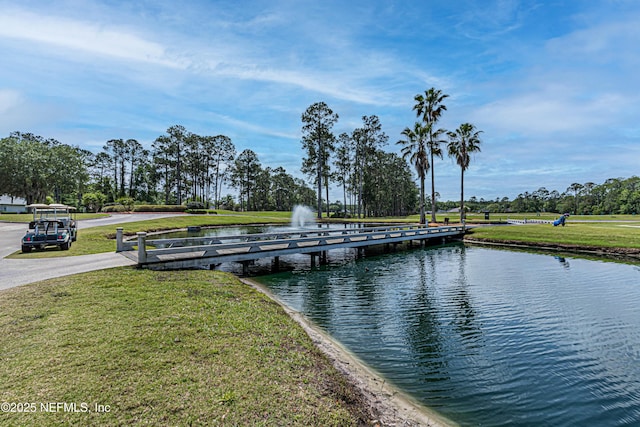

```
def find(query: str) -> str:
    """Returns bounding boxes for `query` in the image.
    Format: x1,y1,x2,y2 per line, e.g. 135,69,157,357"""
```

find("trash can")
444,217,449,225
484,212,490,220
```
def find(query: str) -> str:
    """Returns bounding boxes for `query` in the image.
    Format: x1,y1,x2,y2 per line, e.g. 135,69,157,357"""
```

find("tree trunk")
430,152,437,223
342,177,347,216
325,180,330,217
420,175,426,225
316,151,322,219
460,168,465,224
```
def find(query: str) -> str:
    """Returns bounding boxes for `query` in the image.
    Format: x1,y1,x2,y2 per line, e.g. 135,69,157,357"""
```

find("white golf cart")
21,204,77,252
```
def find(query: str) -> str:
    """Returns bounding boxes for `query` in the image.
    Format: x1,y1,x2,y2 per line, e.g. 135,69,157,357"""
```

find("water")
256,245,640,426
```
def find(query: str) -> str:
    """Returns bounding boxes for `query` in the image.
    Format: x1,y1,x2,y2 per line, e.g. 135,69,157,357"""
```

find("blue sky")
1,0,639,202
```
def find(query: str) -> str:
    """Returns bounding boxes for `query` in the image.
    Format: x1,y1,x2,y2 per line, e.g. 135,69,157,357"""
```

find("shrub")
82,192,107,213
185,209,208,214
102,204,127,213
132,205,187,213
186,201,206,210
116,197,135,211
330,211,351,218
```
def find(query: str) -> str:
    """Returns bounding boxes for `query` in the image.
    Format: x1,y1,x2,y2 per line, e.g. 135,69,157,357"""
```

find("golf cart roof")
28,203,76,210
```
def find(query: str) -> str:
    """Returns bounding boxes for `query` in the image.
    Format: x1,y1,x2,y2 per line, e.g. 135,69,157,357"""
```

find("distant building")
0,195,27,213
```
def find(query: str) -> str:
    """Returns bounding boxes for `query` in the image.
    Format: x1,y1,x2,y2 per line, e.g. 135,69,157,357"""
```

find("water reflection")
554,255,570,268
450,247,482,347
404,250,449,386
258,245,640,426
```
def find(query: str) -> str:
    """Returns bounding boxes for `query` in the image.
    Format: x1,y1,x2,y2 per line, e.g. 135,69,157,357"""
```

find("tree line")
4,86,636,217
302,88,482,223
1,87,478,217
0,128,316,212
1,126,638,217
455,177,640,216
300,105,418,218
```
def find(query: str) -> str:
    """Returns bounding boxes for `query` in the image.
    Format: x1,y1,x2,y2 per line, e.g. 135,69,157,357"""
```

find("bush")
185,209,208,214
186,201,206,210
116,197,135,211
132,205,187,213
102,204,127,213
330,211,351,218
82,192,107,213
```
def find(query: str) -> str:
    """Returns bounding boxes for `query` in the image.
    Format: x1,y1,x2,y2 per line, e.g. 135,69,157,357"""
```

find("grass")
0,213,109,223
0,268,372,426
467,221,640,254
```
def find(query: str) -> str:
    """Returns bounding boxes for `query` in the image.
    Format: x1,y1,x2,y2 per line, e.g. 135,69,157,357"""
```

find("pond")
255,244,640,426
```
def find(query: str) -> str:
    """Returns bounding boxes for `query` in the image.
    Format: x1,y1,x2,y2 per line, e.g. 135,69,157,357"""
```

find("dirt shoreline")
241,278,456,427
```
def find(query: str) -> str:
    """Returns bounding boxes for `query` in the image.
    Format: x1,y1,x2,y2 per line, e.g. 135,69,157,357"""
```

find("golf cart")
21,204,77,252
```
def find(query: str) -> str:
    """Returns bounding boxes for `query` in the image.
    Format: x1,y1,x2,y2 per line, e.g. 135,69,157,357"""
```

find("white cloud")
0,8,182,68
0,89,66,131
470,9,640,139
0,5,414,108
473,89,627,136
206,112,298,141
0,89,22,115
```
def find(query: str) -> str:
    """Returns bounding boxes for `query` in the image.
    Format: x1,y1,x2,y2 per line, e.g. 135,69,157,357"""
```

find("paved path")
0,214,183,291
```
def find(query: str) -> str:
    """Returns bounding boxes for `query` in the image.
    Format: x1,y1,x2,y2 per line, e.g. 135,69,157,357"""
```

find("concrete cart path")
0,214,184,291
0,253,137,291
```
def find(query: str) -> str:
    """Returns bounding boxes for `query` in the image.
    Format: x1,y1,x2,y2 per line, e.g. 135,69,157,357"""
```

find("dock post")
242,261,250,276
137,232,147,264
320,251,328,265
272,256,280,272
116,228,123,252
310,253,317,268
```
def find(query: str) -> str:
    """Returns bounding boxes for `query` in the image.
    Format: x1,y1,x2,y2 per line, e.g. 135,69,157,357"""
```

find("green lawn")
0,269,371,426
467,221,640,251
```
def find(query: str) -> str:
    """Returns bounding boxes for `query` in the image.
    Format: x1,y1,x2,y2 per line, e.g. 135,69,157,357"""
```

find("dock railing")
116,224,465,269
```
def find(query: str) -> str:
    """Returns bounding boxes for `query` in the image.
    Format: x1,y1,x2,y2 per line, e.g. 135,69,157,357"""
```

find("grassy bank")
467,221,640,257
0,268,373,426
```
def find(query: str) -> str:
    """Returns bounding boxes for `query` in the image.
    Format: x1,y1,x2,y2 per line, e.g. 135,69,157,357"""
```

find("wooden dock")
116,224,466,272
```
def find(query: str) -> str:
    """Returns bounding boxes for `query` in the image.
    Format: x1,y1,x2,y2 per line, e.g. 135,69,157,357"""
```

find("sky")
1,0,639,202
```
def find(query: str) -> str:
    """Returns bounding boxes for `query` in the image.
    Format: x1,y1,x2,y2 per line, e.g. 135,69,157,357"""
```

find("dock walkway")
116,224,465,272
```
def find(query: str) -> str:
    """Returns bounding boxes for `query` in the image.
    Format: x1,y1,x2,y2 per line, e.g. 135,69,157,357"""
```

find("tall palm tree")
397,122,429,224
414,87,449,223
447,123,482,224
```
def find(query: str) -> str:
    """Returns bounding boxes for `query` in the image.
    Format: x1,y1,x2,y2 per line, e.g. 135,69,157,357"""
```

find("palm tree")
447,123,482,224
397,122,429,224
414,87,449,223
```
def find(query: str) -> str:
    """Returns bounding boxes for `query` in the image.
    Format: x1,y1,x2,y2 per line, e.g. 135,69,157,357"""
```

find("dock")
116,224,466,273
